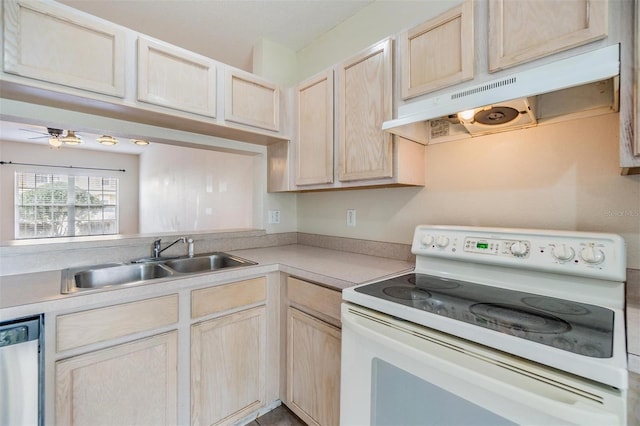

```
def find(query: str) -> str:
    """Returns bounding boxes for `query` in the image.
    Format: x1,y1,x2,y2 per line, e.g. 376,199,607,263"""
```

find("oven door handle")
342,304,624,426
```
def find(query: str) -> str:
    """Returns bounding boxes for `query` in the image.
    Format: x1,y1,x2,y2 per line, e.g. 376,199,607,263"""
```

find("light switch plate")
347,209,356,227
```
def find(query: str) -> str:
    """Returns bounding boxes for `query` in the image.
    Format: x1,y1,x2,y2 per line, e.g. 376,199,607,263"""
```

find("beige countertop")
0,244,413,320
228,245,413,289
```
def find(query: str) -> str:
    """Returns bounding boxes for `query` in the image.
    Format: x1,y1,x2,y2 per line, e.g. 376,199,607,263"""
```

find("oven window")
370,358,516,426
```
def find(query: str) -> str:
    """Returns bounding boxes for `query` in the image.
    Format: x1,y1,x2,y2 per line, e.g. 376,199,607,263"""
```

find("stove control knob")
421,235,435,247
580,246,605,264
435,236,450,248
509,241,530,257
551,245,575,262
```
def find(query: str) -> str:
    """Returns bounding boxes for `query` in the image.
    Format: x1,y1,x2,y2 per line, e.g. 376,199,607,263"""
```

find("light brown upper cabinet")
225,68,280,131
337,38,394,182
137,36,217,117
400,0,474,99
489,0,608,72
295,69,335,186
2,0,126,97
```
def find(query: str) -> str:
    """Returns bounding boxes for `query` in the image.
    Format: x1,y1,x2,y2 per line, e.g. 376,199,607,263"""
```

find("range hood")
383,44,620,142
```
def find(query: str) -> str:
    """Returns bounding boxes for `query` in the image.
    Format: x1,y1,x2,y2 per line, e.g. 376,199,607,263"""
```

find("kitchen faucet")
153,237,192,258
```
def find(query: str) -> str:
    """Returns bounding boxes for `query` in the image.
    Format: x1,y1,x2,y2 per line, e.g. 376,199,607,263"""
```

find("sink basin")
163,253,256,274
62,263,173,293
61,252,256,293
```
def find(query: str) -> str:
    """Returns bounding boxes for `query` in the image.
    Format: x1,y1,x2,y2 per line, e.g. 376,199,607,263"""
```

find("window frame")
14,171,120,239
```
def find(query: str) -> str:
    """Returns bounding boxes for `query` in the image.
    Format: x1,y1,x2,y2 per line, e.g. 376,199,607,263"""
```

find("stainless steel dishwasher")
0,315,43,426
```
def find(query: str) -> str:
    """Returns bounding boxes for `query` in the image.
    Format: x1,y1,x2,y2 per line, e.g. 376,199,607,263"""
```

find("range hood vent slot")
451,77,517,101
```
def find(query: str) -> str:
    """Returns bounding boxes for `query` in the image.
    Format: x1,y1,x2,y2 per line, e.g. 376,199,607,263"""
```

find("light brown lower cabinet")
191,306,266,426
55,331,178,425
286,307,341,426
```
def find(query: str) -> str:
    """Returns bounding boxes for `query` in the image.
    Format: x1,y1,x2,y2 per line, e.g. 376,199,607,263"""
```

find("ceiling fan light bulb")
49,137,62,148
61,130,82,145
97,135,118,146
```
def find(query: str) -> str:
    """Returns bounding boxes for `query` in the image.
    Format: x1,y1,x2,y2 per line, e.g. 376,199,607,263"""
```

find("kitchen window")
15,172,118,239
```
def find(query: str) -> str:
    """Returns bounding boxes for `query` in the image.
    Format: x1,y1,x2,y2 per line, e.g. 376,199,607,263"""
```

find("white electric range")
341,225,628,426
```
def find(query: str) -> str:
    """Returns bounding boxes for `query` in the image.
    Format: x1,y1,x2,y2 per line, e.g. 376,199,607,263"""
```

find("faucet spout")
153,237,187,258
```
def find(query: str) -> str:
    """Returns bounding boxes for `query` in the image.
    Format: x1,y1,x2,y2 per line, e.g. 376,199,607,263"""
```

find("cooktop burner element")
469,303,571,334
355,273,614,358
521,297,591,315
382,286,420,300
408,274,460,290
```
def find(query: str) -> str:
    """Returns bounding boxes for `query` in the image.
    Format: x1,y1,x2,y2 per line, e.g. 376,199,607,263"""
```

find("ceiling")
57,0,373,72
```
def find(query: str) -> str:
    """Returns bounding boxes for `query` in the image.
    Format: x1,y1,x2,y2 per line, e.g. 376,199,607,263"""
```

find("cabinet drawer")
57,295,178,352
191,277,266,319
287,277,342,323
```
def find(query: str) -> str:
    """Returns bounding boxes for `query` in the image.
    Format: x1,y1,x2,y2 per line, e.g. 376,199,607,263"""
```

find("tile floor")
248,405,306,426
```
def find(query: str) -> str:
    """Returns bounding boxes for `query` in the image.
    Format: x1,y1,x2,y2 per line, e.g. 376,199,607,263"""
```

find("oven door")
340,303,626,426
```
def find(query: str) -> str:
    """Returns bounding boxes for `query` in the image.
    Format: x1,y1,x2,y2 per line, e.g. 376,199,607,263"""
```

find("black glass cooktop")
355,273,614,358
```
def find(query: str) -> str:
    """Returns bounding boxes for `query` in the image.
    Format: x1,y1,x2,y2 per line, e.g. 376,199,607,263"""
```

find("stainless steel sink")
163,253,256,273
61,252,256,293
62,263,174,293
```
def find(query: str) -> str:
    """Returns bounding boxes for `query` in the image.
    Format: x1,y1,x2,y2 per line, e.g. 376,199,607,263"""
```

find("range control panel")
411,225,626,281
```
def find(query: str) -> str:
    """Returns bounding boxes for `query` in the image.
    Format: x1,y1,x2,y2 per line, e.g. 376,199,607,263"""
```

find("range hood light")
458,109,476,122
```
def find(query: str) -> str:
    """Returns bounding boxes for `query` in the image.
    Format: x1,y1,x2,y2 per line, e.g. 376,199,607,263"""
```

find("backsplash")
0,230,296,276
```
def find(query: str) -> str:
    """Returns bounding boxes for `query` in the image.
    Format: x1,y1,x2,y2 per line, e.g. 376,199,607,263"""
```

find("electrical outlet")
346,209,356,227
268,210,281,224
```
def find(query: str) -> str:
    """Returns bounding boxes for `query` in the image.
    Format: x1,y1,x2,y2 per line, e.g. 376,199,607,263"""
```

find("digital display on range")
476,242,489,249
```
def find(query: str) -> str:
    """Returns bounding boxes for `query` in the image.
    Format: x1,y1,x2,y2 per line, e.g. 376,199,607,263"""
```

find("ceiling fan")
20,127,82,147
20,127,64,140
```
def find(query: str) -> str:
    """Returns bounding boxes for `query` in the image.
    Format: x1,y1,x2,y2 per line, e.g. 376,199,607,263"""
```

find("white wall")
0,140,139,240
138,143,260,233
297,113,640,267
296,0,458,81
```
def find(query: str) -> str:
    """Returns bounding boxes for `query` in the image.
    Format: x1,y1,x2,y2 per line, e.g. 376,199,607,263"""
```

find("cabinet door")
2,0,126,97
287,307,341,426
56,332,178,425
225,68,280,131
489,0,608,72
191,306,266,426
296,70,335,186
400,0,473,99
337,38,393,182
138,36,217,117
